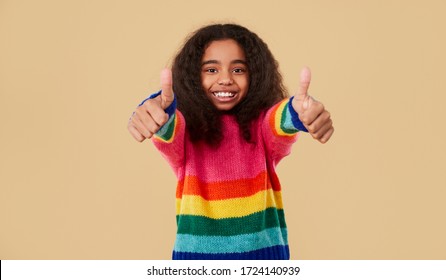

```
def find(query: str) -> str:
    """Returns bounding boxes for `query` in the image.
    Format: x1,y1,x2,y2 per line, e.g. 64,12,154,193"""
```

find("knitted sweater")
144,92,307,260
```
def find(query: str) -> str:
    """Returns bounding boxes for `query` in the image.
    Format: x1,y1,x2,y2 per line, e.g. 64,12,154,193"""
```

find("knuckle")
315,101,324,111
144,98,156,106
134,133,144,142
322,129,334,143
135,108,146,118
139,129,148,138
130,116,138,126
307,124,316,133
326,111,331,119
148,123,160,134
155,114,168,126
312,131,322,140
142,100,154,112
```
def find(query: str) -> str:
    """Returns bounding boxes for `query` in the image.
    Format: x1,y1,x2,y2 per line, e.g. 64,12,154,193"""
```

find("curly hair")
172,23,288,146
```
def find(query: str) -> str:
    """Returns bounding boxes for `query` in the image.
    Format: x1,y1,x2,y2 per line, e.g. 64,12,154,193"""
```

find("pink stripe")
182,115,267,182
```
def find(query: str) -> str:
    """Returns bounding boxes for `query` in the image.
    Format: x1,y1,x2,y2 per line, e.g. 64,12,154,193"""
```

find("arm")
151,103,186,169
262,67,334,162
262,97,307,162
127,69,185,169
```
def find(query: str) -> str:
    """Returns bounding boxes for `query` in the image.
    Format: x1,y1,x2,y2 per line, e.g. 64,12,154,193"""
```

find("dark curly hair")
172,23,287,146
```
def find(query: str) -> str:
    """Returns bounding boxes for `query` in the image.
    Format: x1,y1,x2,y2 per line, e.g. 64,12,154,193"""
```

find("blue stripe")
138,90,177,118
173,227,287,254
288,97,308,132
173,245,290,260
138,91,161,106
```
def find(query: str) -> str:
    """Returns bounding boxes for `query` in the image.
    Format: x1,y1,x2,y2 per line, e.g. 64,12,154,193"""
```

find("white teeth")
214,92,235,97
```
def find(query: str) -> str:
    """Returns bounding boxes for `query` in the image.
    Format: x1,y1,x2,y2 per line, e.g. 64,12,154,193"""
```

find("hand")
127,68,175,142
292,67,334,143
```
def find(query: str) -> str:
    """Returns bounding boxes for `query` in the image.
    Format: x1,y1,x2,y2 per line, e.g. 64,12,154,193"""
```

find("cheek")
239,77,249,91
200,75,213,90
200,80,207,91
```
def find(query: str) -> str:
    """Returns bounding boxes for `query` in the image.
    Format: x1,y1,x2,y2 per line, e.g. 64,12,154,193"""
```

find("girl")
128,24,333,260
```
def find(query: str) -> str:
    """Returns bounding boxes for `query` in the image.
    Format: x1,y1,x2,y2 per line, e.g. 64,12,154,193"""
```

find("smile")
212,91,236,98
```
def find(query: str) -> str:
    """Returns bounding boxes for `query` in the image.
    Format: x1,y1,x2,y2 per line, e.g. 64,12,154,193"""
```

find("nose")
217,71,233,85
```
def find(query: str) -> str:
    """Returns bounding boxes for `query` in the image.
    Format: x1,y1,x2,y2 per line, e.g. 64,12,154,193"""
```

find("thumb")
295,66,312,110
160,68,174,109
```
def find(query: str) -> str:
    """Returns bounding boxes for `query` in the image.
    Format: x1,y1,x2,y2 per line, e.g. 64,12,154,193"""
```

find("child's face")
201,39,249,111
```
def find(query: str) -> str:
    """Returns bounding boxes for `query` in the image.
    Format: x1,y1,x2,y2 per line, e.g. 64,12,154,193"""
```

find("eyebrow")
201,59,247,66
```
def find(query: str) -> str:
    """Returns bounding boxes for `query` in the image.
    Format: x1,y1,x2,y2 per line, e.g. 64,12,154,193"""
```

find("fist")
292,67,334,144
127,69,175,142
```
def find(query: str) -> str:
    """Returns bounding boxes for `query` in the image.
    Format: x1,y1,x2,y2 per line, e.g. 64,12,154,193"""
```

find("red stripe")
175,171,282,200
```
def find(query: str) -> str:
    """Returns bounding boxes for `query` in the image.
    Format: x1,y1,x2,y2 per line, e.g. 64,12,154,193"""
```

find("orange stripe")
269,100,296,138
175,171,282,200
269,102,281,137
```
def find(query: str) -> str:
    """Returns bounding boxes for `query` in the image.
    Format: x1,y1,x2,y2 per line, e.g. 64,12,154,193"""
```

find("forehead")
202,39,246,61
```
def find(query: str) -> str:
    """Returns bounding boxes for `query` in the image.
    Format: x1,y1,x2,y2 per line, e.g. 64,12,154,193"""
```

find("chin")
215,104,236,111
212,99,243,111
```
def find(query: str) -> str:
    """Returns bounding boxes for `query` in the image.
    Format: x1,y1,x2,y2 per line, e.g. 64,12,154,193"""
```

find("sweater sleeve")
262,97,308,162
138,91,186,171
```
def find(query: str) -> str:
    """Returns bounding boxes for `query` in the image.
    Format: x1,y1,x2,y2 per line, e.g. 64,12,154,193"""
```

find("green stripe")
174,227,288,254
155,114,175,141
176,207,286,236
279,107,299,134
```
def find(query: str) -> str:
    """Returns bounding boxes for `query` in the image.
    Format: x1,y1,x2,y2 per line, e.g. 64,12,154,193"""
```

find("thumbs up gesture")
292,67,334,143
128,69,175,142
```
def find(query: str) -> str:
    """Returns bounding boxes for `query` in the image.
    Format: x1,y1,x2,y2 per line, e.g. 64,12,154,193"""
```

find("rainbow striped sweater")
144,92,307,260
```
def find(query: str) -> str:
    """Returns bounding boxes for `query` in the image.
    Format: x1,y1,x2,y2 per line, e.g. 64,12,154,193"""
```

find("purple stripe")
172,245,290,260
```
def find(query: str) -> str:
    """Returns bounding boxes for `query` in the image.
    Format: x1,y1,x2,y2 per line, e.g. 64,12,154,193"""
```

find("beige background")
1,0,445,259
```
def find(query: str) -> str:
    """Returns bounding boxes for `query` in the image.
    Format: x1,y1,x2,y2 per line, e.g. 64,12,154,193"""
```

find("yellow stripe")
274,100,289,136
176,189,283,219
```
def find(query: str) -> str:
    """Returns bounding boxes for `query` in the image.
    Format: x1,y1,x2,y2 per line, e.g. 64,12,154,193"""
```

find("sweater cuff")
288,97,308,132
138,90,177,118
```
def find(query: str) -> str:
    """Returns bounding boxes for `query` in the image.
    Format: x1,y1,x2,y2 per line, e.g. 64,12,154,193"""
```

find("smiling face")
200,39,249,111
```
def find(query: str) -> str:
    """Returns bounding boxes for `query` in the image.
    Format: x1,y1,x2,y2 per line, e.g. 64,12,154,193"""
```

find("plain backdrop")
1,0,445,259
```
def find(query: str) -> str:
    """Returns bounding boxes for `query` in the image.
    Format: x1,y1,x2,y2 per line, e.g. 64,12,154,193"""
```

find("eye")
204,68,218,73
233,68,247,74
